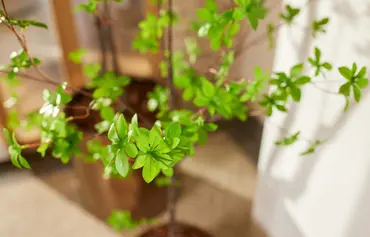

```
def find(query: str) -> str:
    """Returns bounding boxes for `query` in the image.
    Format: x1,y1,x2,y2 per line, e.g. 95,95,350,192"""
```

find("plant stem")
95,15,108,72
166,0,177,236
65,105,91,121
104,0,120,74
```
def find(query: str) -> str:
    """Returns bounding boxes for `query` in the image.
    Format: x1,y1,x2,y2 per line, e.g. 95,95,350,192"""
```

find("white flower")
3,97,17,108
9,51,18,59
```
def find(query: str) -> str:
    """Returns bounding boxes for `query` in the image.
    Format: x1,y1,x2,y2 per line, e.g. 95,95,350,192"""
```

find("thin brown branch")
66,105,91,121
0,70,92,97
166,0,177,235
104,0,120,74
1,0,9,17
95,15,108,72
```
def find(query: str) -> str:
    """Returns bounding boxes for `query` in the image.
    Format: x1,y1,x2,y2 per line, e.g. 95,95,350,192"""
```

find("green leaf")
353,85,361,102
37,143,49,157
8,19,48,29
300,140,323,156
339,82,351,96
132,155,148,169
125,143,138,158
162,168,174,177
149,125,162,148
275,131,300,146
229,23,240,36
204,123,218,131
165,122,181,138
339,67,352,80
357,78,369,88
3,128,13,145
314,47,321,61
198,23,211,37
358,66,367,78
116,114,128,138
100,107,115,122
115,149,129,177
19,156,30,169
294,76,311,85
8,146,21,168
107,210,138,232
83,63,101,78
108,124,120,143
290,64,304,77
290,86,301,101
201,78,216,97
143,158,161,183
322,62,332,70
68,49,87,64
196,8,213,21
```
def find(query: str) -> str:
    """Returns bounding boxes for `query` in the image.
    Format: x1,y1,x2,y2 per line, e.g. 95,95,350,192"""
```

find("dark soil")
139,223,212,237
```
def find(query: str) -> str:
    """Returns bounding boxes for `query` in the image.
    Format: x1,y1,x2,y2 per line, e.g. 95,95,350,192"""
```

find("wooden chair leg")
50,0,85,88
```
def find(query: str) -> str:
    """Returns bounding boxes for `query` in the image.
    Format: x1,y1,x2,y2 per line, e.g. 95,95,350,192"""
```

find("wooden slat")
50,0,85,88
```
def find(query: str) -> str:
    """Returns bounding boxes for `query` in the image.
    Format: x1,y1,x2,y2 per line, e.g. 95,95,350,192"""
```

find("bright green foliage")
7,109,20,130
308,47,332,76
312,18,329,38
3,128,29,168
300,140,324,156
42,85,72,112
218,51,235,79
23,111,43,130
275,131,300,146
131,122,184,183
6,18,47,29
85,139,108,163
89,71,131,101
195,0,266,50
106,114,138,178
267,23,275,49
83,63,101,79
87,71,130,133
107,210,156,232
35,85,83,163
68,49,87,64
234,0,267,30
269,64,311,102
75,0,100,13
172,52,202,101
338,63,368,106
3,50,41,83
147,85,169,118
193,76,248,120
240,66,269,102
259,94,287,116
155,176,172,187
185,38,201,64
280,4,300,24
133,10,176,53
160,109,218,148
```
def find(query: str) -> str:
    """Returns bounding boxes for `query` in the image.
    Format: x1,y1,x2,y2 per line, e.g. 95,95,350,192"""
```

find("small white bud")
9,51,18,59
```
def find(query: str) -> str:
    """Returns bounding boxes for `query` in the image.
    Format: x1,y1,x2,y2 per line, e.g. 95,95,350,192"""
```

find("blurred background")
0,0,271,236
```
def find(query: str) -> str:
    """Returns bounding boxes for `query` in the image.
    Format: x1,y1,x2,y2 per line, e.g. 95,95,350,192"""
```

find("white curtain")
253,0,370,237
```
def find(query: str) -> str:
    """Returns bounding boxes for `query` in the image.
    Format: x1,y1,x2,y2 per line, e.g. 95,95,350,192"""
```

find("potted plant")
0,0,368,236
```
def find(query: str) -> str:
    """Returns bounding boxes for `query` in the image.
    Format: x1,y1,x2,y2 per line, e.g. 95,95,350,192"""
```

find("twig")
95,15,108,72
66,105,91,121
104,0,120,74
166,0,177,236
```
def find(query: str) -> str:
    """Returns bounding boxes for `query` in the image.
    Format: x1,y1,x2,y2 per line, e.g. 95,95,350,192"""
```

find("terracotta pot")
139,223,213,237
65,79,170,220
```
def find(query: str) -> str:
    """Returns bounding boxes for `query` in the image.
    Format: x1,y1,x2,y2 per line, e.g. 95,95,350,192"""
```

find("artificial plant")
0,0,368,236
